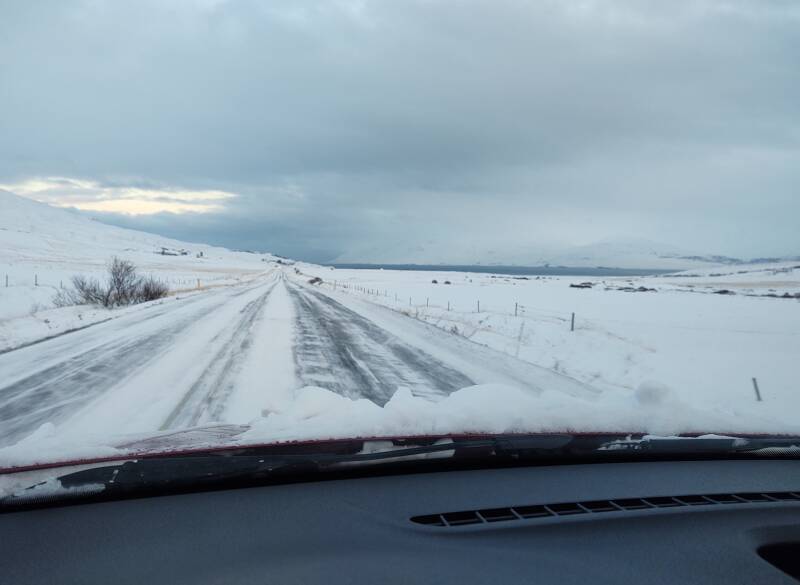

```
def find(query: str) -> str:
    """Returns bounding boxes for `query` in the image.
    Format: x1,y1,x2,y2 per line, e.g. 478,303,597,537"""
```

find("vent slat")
642,497,684,508
512,505,553,519
477,508,518,523
442,511,483,526
580,500,617,513
410,490,800,528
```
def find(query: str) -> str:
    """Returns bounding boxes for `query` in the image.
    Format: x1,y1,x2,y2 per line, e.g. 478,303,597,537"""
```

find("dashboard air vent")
411,491,800,527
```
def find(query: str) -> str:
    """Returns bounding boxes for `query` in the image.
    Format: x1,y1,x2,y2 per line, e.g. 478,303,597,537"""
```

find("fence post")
752,378,762,402
35,274,38,286
447,301,450,311
197,279,200,289
570,312,575,332
5,274,8,287
477,300,480,313
515,302,518,317
409,297,412,307
426,297,429,307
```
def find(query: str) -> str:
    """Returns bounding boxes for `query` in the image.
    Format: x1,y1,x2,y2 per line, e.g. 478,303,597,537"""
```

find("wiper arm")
60,434,579,491
1,434,597,505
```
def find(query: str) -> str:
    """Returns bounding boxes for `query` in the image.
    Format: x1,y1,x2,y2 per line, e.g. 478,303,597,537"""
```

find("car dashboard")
2,458,800,584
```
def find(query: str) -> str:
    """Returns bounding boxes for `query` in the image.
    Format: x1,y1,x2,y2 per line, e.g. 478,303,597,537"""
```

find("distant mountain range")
334,237,797,270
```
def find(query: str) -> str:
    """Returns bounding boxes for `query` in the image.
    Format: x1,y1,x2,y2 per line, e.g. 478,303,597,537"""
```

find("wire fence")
2,272,236,291
319,279,798,337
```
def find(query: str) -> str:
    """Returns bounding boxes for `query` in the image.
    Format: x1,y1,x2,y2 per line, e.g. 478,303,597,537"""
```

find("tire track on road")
160,281,278,430
287,281,473,405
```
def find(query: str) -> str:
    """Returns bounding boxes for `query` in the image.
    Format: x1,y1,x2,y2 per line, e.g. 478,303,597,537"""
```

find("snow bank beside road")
247,382,786,442
0,304,114,353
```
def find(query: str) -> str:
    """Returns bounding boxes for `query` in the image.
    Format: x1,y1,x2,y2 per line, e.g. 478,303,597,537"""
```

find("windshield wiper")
51,434,582,493
605,436,800,455
3,434,799,509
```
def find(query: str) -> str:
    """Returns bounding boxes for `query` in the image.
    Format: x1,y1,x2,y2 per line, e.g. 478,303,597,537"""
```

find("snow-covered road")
0,276,278,446
0,269,599,448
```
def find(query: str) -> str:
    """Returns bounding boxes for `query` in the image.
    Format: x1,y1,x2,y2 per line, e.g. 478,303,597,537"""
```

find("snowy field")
298,261,800,422
1,190,799,469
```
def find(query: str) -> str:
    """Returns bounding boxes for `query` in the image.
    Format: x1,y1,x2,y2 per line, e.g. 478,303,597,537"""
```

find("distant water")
327,263,676,277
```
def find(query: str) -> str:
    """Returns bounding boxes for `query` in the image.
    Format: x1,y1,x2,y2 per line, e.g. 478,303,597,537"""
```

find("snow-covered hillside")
0,189,274,342
0,189,272,273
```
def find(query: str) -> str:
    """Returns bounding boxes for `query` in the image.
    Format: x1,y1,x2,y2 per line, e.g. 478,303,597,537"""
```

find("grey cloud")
1,0,799,260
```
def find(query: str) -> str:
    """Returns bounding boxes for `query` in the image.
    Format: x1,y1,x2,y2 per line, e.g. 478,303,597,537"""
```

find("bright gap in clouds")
0,177,236,215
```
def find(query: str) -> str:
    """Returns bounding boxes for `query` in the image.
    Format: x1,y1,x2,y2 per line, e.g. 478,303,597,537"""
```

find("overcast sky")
1,0,799,262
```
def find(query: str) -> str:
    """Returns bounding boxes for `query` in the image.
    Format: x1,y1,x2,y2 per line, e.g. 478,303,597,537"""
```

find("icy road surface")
0,270,597,448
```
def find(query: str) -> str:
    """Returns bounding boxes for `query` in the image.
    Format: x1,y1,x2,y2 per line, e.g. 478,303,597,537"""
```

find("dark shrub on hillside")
57,257,170,308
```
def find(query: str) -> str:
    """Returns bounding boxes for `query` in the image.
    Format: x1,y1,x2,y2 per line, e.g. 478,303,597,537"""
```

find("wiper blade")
606,436,800,454
61,434,580,490
58,455,317,492
0,434,597,505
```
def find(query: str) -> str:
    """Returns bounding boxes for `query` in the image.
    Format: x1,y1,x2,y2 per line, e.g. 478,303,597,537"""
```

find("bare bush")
107,257,139,306
72,275,108,305
137,275,170,302
52,286,82,308
55,258,170,308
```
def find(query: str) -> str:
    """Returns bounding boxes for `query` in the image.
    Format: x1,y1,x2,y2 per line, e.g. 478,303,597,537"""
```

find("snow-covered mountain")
530,237,745,270
334,236,745,270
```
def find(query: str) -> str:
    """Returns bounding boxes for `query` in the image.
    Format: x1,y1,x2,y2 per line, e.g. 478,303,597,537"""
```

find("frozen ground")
1,262,799,469
0,269,602,453
1,190,799,469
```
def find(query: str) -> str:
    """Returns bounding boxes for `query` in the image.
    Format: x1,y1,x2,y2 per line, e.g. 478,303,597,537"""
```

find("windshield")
0,1,798,475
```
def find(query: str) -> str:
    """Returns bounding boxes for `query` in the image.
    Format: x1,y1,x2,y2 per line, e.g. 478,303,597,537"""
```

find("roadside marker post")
752,378,762,402
570,312,575,332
